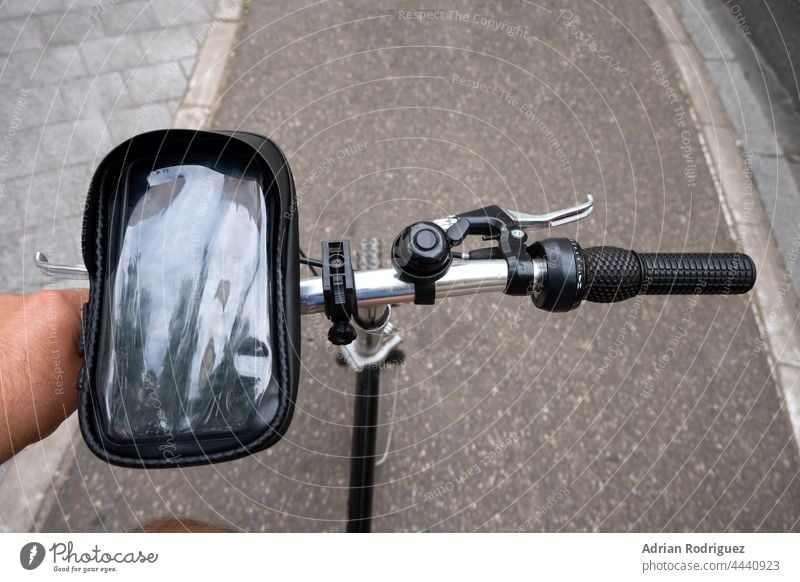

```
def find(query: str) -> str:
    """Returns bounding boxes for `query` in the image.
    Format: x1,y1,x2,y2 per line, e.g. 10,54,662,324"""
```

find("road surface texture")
39,0,800,532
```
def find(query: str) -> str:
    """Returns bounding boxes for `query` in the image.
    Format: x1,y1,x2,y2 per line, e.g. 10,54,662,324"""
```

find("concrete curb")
650,0,800,449
173,0,242,129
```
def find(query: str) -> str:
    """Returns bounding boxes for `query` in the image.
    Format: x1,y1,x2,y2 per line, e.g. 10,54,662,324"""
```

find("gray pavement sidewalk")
28,0,800,532
0,0,219,294
0,0,227,531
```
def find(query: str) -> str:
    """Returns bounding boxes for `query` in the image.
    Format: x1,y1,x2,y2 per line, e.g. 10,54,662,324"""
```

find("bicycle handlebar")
300,259,511,314
299,239,756,315
581,246,756,303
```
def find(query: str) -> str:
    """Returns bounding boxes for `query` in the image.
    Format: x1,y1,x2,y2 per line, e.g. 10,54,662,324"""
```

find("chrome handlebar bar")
34,253,540,315
299,259,543,315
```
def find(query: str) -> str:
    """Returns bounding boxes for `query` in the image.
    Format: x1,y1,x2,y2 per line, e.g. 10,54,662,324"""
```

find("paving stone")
39,117,115,168
60,72,133,119
0,126,46,180
0,0,88,19
2,85,71,129
0,17,46,54
151,0,212,28
0,44,87,88
43,44,90,81
39,8,106,45
0,0,216,303
0,164,90,234
98,0,160,37
1,46,88,89
179,56,198,79
134,25,204,66
0,52,39,89
0,0,42,19
0,86,54,131
107,100,178,143
41,43,88,83
79,35,148,74
122,61,187,105
199,0,219,18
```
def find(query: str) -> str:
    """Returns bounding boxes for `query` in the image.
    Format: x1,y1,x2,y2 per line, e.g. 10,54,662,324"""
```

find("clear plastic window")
97,163,276,442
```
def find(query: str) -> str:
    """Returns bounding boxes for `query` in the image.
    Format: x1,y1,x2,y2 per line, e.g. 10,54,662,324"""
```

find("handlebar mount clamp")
322,240,358,345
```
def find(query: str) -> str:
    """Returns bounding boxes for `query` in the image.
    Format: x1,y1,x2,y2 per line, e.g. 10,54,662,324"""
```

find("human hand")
0,289,88,463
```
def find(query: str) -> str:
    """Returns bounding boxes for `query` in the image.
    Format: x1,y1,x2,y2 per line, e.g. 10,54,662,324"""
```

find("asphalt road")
41,0,800,532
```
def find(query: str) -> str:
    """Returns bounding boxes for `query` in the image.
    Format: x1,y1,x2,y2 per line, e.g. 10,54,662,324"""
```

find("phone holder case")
78,130,300,468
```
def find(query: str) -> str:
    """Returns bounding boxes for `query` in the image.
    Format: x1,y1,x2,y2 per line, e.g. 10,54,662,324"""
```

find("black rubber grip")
580,246,756,303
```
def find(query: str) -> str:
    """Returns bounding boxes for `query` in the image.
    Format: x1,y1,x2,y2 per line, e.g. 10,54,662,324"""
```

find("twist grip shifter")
528,238,757,312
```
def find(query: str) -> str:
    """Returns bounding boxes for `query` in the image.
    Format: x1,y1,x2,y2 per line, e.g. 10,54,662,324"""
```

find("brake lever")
504,195,594,229
34,252,89,280
433,195,594,233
